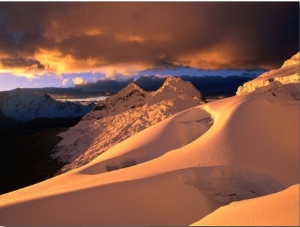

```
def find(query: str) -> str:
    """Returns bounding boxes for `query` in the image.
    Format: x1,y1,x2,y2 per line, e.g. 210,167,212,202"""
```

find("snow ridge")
236,52,299,96
0,88,94,122
53,77,207,173
281,52,299,68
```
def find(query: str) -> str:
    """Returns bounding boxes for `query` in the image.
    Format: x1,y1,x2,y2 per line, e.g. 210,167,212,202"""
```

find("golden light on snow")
0,53,299,225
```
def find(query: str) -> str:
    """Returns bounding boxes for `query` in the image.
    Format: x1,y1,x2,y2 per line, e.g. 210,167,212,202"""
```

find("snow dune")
0,52,298,225
80,107,213,175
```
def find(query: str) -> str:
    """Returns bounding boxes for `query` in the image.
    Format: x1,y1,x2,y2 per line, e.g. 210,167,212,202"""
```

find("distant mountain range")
0,89,95,133
0,74,259,100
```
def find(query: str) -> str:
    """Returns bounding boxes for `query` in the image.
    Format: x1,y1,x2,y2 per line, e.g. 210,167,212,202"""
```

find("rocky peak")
117,82,145,96
93,82,149,115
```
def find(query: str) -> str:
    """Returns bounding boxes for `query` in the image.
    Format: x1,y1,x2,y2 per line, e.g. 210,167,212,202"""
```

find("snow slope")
0,88,94,122
191,184,299,226
53,77,207,173
236,52,299,96
0,53,298,226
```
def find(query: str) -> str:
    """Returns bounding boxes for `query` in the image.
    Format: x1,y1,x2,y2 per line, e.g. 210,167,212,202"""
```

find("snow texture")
0,52,298,226
53,77,206,173
236,52,299,96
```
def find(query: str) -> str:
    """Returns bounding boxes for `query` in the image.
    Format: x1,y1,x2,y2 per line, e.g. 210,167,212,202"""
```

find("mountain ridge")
53,76,207,173
236,52,299,96
0,52,298,226
0,88,95,123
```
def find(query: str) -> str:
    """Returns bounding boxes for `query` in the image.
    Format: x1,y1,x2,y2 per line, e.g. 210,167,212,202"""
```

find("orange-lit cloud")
0,54,45,78
72,77,85,85
35,48,152,79
0,2,298,79
34,48,102,74
173,42,243,70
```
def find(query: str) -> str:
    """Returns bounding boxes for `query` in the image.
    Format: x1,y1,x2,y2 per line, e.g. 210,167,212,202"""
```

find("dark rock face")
0,89,96,194
0,112,90,195
0,127,68,195
0,113,84,134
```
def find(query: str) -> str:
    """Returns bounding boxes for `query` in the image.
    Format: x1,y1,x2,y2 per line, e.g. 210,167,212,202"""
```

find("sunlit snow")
0,53,298,226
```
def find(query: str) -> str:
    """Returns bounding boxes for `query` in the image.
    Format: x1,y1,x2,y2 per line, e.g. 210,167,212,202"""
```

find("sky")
0,2,298,91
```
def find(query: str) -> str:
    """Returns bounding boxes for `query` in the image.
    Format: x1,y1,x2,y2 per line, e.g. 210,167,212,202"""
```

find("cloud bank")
0,2,298,78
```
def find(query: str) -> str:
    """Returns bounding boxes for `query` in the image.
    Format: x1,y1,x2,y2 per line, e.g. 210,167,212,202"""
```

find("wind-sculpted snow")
79,107,213,175
191,184,300,226
0,166,286,226
53,77,207,173
181,166,284,210
0,170,212,226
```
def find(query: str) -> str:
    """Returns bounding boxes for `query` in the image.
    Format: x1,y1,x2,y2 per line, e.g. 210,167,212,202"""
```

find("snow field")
0,53,298,225
191,184,300,226
79,107,213,175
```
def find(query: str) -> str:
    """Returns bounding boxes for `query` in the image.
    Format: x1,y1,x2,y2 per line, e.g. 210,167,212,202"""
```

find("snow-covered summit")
93,82,148,116
0,88,94,122
148,77,207,106
236,52,299,96
53,76,207,172
281,52,299,68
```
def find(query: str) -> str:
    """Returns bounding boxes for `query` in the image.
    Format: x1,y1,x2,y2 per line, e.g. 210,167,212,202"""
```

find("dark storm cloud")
134,76,168,91
74,76,168,93
0,2,56,54
75,78,134,93
0,2,298,75
1,57,44,69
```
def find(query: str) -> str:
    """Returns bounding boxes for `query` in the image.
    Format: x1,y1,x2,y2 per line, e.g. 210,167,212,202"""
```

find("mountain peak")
161,76,185,88
281,52,299,68
149,76,207,105
93,82,148,115
118,82,144,95
55,76,208,170
109,82,147,101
